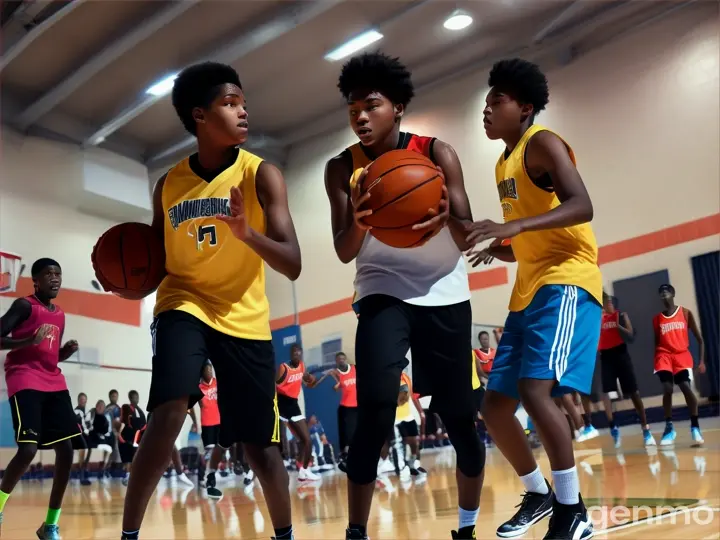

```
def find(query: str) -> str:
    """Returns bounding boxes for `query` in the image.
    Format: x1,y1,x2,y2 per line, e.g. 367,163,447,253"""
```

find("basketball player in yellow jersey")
121,62,301,540
466,59,602,540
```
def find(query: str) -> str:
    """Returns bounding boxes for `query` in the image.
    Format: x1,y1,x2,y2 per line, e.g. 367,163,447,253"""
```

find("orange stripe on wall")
3,214,716,329
0,277,141,326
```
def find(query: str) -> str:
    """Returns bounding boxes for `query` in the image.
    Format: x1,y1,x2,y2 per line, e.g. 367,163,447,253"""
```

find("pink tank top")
4,296,67,397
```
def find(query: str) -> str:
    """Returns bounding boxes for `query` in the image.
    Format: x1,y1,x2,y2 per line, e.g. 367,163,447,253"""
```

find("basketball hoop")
0,251,22,293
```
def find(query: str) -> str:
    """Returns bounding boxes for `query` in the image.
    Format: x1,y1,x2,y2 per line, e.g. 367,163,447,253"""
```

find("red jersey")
337,365,357,408
598,311,625,350
199,377,220,427
4,296,67,397
473,348,496,374
653,307,690,355
277,361,304,399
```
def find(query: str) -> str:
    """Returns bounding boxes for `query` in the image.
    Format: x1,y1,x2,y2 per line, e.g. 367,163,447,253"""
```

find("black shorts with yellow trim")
151,310,280,448
10,389,81,447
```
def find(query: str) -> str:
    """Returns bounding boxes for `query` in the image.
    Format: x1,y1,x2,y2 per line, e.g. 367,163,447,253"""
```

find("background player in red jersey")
653,284,706,446
326,352,358,471
0,258,80,539
276,344,321,481
197,361,227,499
598,293,654,448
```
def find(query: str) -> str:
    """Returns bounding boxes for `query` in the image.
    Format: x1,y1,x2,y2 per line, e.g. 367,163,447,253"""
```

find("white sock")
520,466,549,495
459,506,479,529
552,466,580,505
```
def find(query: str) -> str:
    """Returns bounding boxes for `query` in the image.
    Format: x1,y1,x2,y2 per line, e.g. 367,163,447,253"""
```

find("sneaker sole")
496,506,553,538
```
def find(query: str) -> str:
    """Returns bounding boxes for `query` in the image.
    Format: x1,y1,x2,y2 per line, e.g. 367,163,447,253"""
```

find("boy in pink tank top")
0,258,80,540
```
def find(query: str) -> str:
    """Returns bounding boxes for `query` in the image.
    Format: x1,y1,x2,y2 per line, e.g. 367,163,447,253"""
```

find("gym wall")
267,7,719,365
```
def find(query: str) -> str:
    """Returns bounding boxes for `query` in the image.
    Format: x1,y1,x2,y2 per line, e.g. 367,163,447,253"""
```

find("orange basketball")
358,149,444,248
91,223,166,300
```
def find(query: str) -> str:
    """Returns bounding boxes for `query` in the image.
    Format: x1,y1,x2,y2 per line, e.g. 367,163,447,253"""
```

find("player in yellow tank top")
121,62,300,540
465,59,600,539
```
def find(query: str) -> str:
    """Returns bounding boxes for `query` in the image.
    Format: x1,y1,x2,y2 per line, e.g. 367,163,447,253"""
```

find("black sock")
665,418,673,427
347,523,367,539
610,419,618,429
583,413,591,427
691,415,700,428
274,525,293,539
121,530,139,539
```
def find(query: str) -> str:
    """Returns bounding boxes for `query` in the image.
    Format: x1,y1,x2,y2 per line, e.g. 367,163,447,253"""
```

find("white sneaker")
377,458,395,475
177,472,194,487
298,467,320,481
399,465,411,481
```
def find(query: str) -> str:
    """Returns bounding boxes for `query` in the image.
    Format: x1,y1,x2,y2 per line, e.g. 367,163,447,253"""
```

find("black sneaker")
543,496,593,539
205,472,223,500
345,527,368,539
496,480,554,538
451,525,476,539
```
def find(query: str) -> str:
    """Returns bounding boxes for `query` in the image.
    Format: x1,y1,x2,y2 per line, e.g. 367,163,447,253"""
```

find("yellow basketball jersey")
471,351,481,390
154,150,271,340
495,125,602,312
396,372,413,421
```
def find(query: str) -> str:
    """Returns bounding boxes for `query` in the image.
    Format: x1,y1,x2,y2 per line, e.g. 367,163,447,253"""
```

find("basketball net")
0,251,22,293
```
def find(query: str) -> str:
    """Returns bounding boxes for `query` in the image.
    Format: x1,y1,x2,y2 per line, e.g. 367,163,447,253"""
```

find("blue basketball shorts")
487,284,601,400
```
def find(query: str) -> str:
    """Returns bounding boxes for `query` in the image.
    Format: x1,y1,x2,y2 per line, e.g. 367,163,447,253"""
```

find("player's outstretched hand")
216,186,250,241
412,184,449,231
465,219,521,246
466,248,495,267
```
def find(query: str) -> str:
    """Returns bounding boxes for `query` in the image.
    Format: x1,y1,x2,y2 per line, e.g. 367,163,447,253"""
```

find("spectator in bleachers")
83,400,114,482
118,390,146,486
308,415,335,472
105,389,122,469
73,393,91,486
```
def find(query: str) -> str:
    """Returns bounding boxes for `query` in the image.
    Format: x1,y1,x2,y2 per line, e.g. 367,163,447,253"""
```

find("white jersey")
354,227,470,307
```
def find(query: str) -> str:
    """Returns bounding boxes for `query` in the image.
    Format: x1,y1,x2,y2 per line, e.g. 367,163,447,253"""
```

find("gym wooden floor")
1,420,718,539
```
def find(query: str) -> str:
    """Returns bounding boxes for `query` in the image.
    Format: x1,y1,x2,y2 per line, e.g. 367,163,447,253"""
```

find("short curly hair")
488,58,549,116
172,62,242,135
338,52,414,106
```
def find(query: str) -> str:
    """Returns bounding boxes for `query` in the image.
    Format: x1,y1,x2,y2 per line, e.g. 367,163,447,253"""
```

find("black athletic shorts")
150,310,280,448
355,295,474,416
9,389,81,447
600,344,638,395
337,405,358,450
277,393,304,423
395,420,419,439
656,369,691,385
201,424,220,448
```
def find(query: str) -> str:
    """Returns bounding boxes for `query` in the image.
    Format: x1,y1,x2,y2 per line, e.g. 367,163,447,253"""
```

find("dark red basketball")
358,149,444,248
91,223,166,300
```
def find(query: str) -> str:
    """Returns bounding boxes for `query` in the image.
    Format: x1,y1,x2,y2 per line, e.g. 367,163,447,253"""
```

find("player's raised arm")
429,140,474,251
0,298,38,350
325,154,368,264
220,161,301,280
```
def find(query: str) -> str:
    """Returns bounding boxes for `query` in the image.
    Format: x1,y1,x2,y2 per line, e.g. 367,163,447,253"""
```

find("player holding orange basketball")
653,284,706,446
0,258,80,540
120,62,301,540
276,344,321,481
324,52,484,540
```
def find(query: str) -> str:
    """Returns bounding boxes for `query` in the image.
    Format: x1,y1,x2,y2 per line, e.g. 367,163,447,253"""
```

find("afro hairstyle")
338,52,414,107
172,62,242,135
488,58,549,117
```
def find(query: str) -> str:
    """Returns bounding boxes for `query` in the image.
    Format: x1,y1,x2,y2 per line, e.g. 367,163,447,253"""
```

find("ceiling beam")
279,0,656,146
144,0,433,168
14,0,199,130
532,1,585,43
0,0,85,74
82,0,344,148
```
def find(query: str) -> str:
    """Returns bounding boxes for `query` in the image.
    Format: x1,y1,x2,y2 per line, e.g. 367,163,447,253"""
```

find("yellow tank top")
471,351,481,390
495,125,602,312
154,150,271,340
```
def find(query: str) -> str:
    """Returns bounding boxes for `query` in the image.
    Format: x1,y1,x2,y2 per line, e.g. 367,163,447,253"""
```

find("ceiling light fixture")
443,10,473,31
145,73,179,97
324,29,384,62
